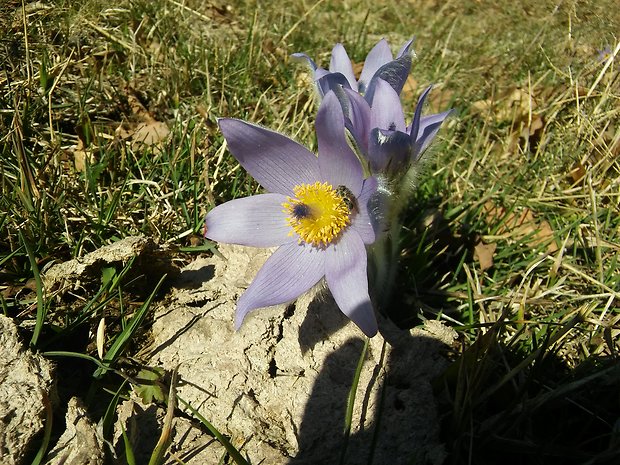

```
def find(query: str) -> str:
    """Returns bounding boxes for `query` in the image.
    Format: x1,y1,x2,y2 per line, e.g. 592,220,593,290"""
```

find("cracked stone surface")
0,315,55,465
142,244,457,464
42,235,177,298
45,397,105,465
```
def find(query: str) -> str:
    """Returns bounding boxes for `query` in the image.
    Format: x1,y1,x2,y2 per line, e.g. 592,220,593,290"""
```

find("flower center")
282,181,353,246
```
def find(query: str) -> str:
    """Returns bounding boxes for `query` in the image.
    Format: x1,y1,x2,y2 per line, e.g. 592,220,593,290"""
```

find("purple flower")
340,79,453,174
205,92,380,337
597,45,613,63
293,38,414,103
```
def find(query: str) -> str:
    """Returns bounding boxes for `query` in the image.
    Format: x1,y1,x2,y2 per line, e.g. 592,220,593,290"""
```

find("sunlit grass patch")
399,5,620,462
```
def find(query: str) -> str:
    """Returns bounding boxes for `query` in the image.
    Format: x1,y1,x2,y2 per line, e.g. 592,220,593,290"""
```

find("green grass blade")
38,257,138,350
0,244,24,268
19,231,46,348
0,292,10,316
367,340,388,465
121,424,137,465
339,337,369,465
102,379,128,440
43,350,111,371
147,367,178,465
94,274,167,378
177,396,252,465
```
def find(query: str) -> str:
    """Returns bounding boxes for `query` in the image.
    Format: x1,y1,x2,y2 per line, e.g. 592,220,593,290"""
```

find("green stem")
339,337,369,464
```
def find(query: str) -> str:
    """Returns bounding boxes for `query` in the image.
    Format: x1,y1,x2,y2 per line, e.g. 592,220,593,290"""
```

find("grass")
1,0,619,463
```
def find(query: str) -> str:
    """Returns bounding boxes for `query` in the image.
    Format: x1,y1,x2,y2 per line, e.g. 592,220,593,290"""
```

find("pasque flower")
205,92,380,337
293,38,414,104
341,79,453,174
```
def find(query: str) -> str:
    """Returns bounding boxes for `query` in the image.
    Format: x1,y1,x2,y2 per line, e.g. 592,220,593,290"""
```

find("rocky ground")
1,238,457,464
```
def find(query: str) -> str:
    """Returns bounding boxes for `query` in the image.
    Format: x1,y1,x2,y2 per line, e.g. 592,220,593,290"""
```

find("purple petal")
314,67,329,80
414,110,453,157
330,85,369,156
329,43,358,91
408,85,433,142
235,242,325,329
359,39,392,93
205,194,294,247
364,52,412,104
396,38,415,58
316,92,363,195
343,88,371,155
351,176,378,244
370,79,406,132
218,118,319,195
291,52,318,72
316,72,352,98
326,231,377,337
368,128,413,173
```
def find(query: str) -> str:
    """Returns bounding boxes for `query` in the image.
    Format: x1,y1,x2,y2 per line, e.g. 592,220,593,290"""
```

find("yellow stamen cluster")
282,181,351,247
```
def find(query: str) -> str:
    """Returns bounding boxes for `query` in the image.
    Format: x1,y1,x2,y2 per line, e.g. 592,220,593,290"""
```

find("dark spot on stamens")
292,203,312,219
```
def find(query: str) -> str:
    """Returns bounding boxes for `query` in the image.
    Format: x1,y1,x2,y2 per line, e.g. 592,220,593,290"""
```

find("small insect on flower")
335,185,358,213
291,202,313,220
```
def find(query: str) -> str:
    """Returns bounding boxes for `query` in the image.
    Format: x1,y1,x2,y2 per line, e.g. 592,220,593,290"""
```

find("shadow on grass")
434,317,620,465
383,202,479,330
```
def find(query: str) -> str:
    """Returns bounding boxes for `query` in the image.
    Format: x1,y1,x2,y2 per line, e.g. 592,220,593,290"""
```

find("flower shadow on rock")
142,244,457,463
174,265,216,290
288,307,453,465
297,294,350,354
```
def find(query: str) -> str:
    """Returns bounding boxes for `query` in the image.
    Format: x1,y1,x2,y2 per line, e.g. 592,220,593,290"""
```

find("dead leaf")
535,220,558,253
115,119,170,152
513,113,546,153
484,202,558,253
125,86,151,120
113,86,171,150
401,75,453,112
472,87,538,124
71,138,95,173
130,121,170,148
520,114,544,140
474,240,497,271
400,75,419,103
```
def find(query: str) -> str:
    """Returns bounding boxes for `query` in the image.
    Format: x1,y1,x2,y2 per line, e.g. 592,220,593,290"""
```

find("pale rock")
0,315,55,465
44,397,104,465
140,244,456,464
